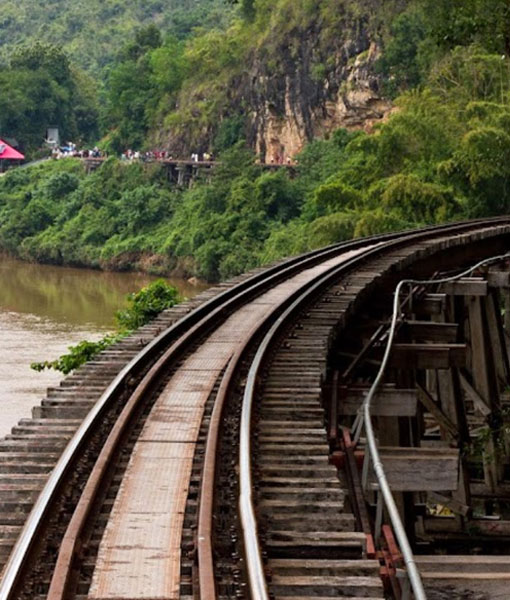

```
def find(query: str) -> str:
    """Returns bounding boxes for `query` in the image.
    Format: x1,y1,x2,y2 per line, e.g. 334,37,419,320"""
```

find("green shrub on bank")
116,278,180,330
31,279,181,374
31,335,121,375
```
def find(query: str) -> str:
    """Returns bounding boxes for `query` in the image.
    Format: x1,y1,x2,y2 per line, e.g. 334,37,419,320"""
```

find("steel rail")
0,238,381,599
238,219,510,600
358,250,510,600
5,225,434,599
197,325,260,599
198,241,385,598
1,217,509,598
239,239,402,599
239,240,402,599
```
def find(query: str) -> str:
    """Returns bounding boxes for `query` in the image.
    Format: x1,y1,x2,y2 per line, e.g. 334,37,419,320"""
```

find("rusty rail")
236,218,510,600
2,217,510,599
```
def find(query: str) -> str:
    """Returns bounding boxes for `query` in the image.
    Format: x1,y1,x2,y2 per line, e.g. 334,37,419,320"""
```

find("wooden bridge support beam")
486,290,510,385
467,295,502,491
331,267,510,548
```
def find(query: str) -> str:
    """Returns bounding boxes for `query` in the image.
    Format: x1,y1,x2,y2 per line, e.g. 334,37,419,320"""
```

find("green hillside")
0,0,233,77
2,0,510,282
0,0,233,154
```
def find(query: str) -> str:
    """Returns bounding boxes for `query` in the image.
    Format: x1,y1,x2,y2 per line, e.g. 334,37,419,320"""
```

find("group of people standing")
270,154,294,165
52,144,104,159
121,150,175,161
51,145,296,167
190,151,213,162
120,150,214,162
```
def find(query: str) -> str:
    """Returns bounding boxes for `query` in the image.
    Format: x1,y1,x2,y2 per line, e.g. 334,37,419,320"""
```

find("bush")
31,336,120,375
32,279,181,374
311,181,362,217
116,278,181,330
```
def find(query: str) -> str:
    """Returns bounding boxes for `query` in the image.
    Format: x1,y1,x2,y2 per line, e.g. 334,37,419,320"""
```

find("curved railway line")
1,219,510,600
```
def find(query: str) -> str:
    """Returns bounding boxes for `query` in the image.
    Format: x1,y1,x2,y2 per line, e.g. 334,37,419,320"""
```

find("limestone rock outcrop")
248,33,393,163
158,5,394,159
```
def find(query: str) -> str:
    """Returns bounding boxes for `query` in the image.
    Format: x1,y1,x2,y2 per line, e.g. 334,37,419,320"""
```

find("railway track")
1,219,510,600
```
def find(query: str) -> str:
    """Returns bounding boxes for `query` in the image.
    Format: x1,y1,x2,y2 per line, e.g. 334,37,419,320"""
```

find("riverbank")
0,254,208,437
0,152,301,283
0,157,229,281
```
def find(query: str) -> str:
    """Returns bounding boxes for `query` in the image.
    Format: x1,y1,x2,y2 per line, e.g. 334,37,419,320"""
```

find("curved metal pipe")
2,218,508,598
359,250,510,600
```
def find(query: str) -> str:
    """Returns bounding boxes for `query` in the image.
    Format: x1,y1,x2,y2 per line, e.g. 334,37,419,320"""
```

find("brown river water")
0,255,208,437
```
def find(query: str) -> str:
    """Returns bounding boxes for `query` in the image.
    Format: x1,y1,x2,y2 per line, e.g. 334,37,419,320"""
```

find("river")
0,255,208,437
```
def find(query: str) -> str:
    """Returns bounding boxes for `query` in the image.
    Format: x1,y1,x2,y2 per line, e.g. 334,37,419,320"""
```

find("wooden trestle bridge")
1,219,510,600
82,157,294,186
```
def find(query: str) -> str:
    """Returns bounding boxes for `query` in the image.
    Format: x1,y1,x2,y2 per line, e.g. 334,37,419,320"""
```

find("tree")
227,0,255,20
419,0,510,55
10,42,72,86
103,26,168,151
0,66,73,152
0,43,98,154
377,6,428,94
121,24,163,61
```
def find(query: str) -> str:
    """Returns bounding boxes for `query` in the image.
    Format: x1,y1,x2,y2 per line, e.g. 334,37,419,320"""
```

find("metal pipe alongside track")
1,217,510,600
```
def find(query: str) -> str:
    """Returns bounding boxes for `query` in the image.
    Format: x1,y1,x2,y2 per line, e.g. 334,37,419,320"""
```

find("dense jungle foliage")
2,0,510,281
0,0,233,155
0,0,232,77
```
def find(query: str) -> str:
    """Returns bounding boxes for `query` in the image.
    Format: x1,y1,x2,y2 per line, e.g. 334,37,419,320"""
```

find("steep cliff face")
247,20,393,163
157,2,394,158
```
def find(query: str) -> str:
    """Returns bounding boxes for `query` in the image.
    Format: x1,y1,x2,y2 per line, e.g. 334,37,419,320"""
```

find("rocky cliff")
247,14,393,163
157,2,395,160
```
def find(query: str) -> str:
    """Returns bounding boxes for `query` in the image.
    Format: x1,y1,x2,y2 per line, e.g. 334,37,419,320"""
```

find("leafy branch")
31,279,181,374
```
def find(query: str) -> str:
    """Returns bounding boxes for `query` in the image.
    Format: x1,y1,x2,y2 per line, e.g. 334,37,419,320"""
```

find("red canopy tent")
0,139,24,172
0,139,24,160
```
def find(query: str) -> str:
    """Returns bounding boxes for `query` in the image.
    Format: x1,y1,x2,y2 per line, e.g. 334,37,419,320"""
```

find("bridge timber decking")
87,247,374,599
1,219,510,600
